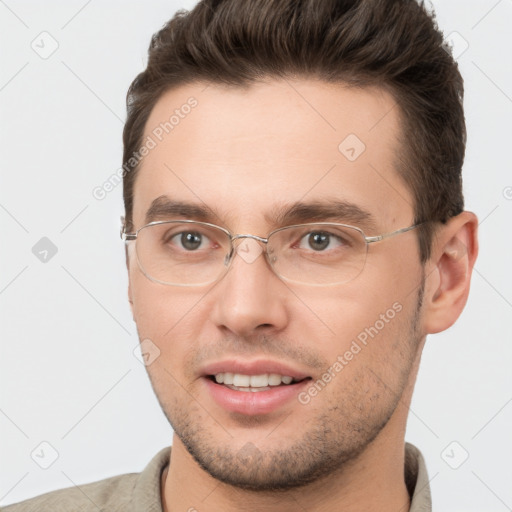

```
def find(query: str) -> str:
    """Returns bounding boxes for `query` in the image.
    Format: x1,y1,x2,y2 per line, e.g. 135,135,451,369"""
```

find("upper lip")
201,359,311,380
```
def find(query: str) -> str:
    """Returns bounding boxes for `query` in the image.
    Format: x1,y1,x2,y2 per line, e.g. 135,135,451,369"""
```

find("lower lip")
204,377,310,415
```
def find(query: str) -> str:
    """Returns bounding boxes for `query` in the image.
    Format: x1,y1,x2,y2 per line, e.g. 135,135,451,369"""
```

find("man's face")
128,79,426,489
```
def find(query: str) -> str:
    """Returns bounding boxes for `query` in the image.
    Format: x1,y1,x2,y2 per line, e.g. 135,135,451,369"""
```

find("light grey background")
1,1,511,510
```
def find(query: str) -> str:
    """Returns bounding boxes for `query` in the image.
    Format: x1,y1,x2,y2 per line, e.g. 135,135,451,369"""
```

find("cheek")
290,282,401,346
130,279,206,398
289,255,420,372
129,257,209,337
129,268,218,386
296,290,418,418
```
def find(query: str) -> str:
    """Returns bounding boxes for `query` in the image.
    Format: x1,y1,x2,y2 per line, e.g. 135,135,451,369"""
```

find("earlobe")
422,212,479,334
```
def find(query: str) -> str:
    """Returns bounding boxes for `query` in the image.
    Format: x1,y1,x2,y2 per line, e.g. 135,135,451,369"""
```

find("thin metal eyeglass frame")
121,219,424,286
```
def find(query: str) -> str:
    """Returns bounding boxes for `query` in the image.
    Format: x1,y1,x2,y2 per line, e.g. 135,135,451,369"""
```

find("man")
5,0,478,510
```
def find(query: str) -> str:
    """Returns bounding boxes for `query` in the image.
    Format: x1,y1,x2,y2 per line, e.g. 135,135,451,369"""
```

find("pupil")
182,232,202,250
309,232,329,251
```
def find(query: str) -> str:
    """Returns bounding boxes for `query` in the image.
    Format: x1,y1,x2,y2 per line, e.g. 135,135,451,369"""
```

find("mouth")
207,372,310,392
201,361,313,415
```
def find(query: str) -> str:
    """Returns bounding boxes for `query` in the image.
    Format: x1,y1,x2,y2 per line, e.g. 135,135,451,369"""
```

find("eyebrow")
145,195,219,224
144,195,378,232
267,200,378,232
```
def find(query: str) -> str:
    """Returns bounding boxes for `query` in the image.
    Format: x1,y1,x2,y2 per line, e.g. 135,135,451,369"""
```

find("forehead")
132,79,413,231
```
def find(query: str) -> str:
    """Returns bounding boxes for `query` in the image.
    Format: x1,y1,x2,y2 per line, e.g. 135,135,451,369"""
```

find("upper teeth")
215,373,294,387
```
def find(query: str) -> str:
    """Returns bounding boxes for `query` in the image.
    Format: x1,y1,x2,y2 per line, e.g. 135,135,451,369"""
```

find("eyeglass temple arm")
120,216,137,241
364,223,424,244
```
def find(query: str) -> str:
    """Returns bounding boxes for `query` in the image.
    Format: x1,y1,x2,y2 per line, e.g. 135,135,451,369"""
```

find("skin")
126,79,478,511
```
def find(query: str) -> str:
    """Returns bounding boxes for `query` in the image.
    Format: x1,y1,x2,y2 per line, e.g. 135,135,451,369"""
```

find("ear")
422,211,479,334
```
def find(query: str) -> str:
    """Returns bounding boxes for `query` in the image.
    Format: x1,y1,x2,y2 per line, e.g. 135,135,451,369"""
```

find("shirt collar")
406,442,433,511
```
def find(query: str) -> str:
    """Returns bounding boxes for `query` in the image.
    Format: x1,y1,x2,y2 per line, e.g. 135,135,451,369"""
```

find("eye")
170,231,210,251
298,231,344,252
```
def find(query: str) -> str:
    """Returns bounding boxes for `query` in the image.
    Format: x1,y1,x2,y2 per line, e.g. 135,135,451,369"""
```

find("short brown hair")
122,0,465,262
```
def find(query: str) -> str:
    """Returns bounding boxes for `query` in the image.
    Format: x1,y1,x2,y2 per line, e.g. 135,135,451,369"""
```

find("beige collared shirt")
2,442,432,511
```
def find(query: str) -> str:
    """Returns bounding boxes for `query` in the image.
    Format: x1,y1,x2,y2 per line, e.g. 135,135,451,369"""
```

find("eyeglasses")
121,220,423,286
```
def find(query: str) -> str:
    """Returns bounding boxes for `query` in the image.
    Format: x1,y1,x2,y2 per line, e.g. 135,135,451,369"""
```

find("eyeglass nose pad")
224,248,234,267
266,244,277,262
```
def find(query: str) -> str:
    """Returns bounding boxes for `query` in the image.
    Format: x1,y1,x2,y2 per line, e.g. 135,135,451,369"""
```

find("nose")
211,237,289,338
